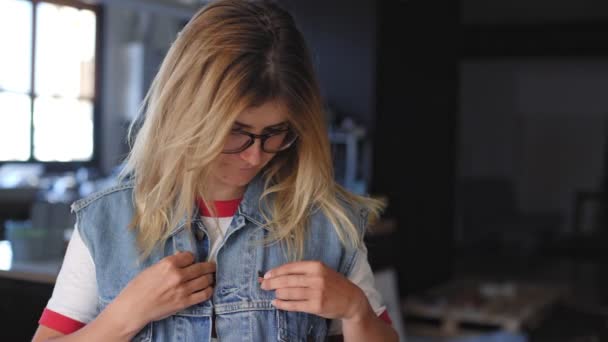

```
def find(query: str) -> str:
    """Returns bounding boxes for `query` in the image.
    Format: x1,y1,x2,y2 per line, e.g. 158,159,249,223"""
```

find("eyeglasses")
222,128,298,154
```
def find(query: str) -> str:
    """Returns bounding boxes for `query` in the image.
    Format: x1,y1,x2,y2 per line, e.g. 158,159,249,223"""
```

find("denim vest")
71,175,366,342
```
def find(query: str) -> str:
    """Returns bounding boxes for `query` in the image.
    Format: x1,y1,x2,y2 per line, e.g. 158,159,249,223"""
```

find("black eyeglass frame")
221,128,298,154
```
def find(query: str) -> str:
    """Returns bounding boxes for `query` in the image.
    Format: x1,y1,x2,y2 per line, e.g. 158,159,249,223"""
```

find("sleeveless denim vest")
70,175,366,342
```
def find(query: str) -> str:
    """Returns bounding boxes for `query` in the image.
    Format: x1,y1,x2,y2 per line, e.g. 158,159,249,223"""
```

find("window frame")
0,0,103,172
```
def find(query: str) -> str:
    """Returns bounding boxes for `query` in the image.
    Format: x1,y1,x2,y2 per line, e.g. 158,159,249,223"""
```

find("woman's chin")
226,173,256,187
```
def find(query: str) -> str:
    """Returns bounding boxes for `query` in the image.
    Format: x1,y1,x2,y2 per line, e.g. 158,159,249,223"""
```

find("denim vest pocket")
173,301,213,316
171,304,212,342
131,323,153,342
277,310,328,342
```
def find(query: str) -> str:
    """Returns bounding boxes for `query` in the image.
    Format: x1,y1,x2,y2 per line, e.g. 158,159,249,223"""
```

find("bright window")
0,0,99,163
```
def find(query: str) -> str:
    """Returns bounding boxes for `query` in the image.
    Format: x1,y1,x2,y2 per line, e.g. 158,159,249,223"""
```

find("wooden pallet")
402,277,565,337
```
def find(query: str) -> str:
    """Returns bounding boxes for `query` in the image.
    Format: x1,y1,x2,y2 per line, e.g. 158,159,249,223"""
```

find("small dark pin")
257,270,264,283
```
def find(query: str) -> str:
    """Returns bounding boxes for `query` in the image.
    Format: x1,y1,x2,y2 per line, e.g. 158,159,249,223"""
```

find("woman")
32,0,398,341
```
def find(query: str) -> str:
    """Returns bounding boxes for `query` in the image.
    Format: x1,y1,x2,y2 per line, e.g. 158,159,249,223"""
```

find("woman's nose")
239,139,263,166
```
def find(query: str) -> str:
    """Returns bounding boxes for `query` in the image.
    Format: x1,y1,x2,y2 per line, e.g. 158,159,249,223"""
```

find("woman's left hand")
260,261,372,321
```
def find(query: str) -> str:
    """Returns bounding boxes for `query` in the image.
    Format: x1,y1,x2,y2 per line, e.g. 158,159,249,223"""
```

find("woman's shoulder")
70,178,135,213
308,190,370,234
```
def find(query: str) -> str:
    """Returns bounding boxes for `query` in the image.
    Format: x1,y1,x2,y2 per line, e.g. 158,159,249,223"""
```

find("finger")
168,251,195,268
187,286,214,306
262,274,312,290
275,287,312,301
264,261,324,279
272,299,313,313
183,273,214,293
181,262,216,281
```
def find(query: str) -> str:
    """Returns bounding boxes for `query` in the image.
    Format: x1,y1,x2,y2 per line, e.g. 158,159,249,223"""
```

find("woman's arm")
32,225,139,341
32,301,140,342
34,251,216,342
340,290,398,342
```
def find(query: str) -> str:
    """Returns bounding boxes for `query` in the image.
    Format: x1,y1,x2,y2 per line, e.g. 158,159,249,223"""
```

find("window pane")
0,92,31,161
0,0,32,93
35,3,96,99
33,97,93,162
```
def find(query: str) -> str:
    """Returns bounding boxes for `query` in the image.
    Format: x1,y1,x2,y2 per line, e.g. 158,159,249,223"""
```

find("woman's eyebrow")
233,121,288,130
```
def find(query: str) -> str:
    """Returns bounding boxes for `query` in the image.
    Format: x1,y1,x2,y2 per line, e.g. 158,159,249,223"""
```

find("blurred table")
403,277,565,338
0,240,61,284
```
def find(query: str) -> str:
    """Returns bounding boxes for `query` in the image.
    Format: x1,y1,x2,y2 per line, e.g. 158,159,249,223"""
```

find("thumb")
171,250,195,268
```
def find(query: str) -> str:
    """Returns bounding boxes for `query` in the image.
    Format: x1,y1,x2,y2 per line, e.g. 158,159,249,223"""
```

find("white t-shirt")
40,216,388,336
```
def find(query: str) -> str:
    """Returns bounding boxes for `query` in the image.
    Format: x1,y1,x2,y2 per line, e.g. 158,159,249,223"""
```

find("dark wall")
372,0,459,295
284,0,377,129
0,278,53,341
462,0,608,25
285,0,459,295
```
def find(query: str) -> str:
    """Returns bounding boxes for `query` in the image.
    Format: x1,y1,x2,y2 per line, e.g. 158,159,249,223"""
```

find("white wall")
459,60,608,231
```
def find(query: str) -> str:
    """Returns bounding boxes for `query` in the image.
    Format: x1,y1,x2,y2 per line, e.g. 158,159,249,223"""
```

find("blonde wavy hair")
119,0,385,261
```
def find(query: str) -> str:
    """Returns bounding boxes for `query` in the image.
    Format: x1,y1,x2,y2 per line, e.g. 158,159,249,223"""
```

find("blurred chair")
548,190,608,258
7,202,73,262
455,178,562,256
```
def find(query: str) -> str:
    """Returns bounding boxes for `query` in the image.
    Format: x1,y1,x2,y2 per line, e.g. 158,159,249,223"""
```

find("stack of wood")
402,277,565,337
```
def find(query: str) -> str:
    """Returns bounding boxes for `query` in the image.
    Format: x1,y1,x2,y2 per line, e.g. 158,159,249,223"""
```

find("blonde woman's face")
210,99,289,191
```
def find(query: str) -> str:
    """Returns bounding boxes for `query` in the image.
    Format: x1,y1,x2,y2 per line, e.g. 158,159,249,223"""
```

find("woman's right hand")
107,251,215,335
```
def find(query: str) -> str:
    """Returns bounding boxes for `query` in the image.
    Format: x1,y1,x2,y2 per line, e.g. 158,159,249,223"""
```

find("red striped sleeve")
39,308,86,334
378,309,392,325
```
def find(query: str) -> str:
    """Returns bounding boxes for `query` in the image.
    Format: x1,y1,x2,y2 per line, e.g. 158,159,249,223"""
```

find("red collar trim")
196,197,242,217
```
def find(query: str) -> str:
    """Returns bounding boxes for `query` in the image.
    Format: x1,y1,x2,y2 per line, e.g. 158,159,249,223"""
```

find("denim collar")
169,173,270,237
237,172,269,227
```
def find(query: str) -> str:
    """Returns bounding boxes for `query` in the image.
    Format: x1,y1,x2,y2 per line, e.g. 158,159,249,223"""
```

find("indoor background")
1,0,607,341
